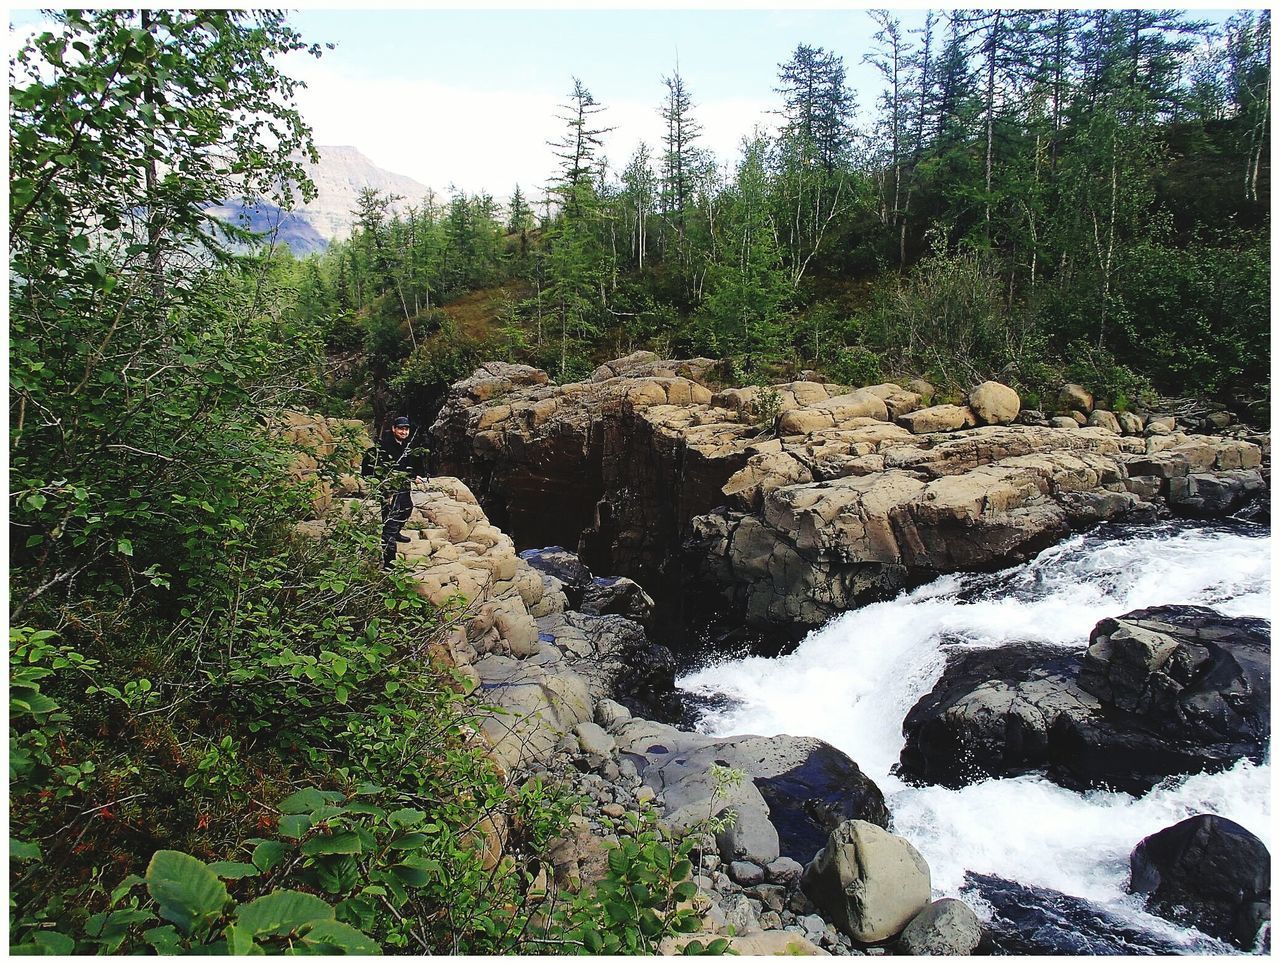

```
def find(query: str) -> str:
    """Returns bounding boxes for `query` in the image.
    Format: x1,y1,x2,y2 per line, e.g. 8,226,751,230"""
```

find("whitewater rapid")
678,520,1271,949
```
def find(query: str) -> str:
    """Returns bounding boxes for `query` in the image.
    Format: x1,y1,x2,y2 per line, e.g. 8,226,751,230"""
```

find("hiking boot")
395,533,412,543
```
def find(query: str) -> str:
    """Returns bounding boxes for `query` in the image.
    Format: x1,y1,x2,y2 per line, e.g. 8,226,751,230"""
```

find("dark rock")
900,606,1270,794
580,575,655,627
899,643,1096,787
753,739,891,862
967,871,1231,955
1129,814,1271,950
1168,470,1267,517
519,546,593,606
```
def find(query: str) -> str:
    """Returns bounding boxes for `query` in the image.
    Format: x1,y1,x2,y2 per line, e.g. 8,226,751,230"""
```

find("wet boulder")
1129,814,1270,950
1070,605,1270,776
900,606,1270,794
612,730,889,866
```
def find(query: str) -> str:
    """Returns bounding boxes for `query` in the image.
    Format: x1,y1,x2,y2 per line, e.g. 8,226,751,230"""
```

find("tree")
10,10,321,624
548,77,612,217
620,143,657,270
699,134,790,363
507,183,535,258
659,66,703,235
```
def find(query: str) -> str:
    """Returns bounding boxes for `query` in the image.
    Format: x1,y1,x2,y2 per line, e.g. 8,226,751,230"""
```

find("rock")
720,893,761,935
897,898,983,956
1129,814,1270,950
1058,383,1094,413
547,817,616,892
801,820,931,943
1049,416,1080,429
895,404,976,434
1146,414,1177,435
1087,409,1121,433
519,546,593,607
573,721,617,760
906,379,935,404
969,871,1209,955
613,730,888,866
967,381,1021,426
900,606,1271,794
580,575,655,626
767,856,805,886
1168,470,1266,516
594,697,632,731
434,357,1268,632
658,931,829,955
600,802,626,819
730,861,766,886
1117,411,1145,435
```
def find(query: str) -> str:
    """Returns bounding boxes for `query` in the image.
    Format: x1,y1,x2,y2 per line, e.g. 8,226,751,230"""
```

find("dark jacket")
361,431,429,493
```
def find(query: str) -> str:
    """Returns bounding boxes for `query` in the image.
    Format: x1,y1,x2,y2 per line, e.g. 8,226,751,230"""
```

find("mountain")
210,146,432,255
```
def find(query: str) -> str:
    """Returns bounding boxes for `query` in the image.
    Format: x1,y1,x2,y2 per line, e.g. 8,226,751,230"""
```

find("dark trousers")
381,489,413,567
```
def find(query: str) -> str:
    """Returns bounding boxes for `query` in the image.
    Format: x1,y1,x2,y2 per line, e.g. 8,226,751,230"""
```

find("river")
678,519,1271,953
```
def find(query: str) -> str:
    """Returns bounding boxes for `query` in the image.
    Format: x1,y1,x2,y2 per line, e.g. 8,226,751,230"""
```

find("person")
360,416,429,569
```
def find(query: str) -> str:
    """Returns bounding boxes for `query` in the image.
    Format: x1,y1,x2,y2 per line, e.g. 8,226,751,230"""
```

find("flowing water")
678,519,1271,953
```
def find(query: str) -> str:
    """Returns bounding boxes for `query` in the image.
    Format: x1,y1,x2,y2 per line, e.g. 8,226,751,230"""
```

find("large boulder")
1087,409,1121,433
967,381,1021,426
895,404,976,434
1129,814,1270,950
611,729,888,866
900,606,1271,794
801,820,931,943
1073,606,1270,773
1058,383,1094,414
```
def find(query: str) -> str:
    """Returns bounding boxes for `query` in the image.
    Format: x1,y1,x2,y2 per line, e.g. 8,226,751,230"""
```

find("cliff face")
431,353,1269,630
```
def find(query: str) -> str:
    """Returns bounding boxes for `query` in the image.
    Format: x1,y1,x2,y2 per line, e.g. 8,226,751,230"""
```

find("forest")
7,7,1271,956
281,8,1270,427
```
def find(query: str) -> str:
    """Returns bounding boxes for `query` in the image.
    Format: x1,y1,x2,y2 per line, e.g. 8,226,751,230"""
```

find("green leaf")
29,931,76,955
10,837,42,861
235,889,334,938
683,939,706,955
706,937,731,954
607,848,630,876
300,830,362,856
116,538,133,556
673,880,698,902
388,807,426,828
207,861,260,879
277,787,327,814
224,922,259,956
278,813,311,840
387,832,429,851
142,924,183,954
299,920,381,955
251,840,287,872
672,858,693,880
145,850,230,935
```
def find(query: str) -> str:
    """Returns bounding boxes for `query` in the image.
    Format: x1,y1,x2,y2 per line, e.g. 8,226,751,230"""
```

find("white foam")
678,522,1271,940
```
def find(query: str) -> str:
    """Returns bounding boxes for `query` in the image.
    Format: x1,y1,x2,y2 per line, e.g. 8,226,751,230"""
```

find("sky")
9,5,1246,202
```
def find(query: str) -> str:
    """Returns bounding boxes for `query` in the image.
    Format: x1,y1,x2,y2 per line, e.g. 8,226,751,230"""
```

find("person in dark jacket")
360,416,429,568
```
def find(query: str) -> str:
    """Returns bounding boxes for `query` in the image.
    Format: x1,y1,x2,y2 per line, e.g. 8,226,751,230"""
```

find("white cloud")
289,54,773,201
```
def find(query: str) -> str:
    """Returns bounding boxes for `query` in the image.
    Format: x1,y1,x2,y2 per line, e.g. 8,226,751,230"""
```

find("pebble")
635,785,656,804
600,803,625,819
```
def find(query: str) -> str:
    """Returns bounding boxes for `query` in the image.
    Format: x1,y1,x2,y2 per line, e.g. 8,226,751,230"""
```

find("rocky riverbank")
285,404,1270,954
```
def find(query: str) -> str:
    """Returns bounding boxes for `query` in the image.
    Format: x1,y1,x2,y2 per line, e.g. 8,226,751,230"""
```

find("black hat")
392,417,411,428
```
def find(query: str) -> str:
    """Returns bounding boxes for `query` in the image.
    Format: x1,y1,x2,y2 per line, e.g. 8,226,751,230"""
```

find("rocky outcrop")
433,355,1266,631
1129,814,1270,950
899,606,1271,793
270,410,369,517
